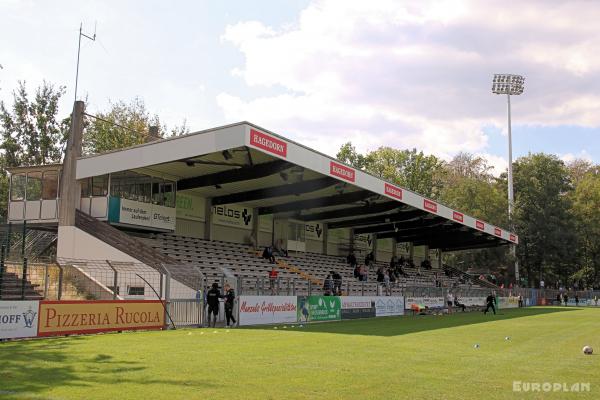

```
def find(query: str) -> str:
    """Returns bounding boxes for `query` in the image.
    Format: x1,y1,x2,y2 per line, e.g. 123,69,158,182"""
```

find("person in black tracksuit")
483,293,496,315
224,284,236,327
206,283,221,327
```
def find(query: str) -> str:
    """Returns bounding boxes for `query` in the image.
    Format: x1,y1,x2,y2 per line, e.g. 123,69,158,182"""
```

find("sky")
1,0,599,174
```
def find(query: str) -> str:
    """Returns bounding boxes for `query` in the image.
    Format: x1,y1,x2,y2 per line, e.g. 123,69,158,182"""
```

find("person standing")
563,293,569,306
206,282,221,327
483,292,496,315
269,266,279,295
446,291,454,314
223,283,236,328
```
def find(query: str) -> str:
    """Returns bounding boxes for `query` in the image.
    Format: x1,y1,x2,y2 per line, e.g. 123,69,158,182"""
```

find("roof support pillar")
392,238,398,258
408,242,414,263
437,249,443,269
423,245,430,261
250,207,259,249
322,223,328,255
349,228,355,252
59,101,84,226
204,198,212,241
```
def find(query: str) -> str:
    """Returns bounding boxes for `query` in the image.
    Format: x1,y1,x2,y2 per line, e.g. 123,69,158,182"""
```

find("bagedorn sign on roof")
250,129,287,157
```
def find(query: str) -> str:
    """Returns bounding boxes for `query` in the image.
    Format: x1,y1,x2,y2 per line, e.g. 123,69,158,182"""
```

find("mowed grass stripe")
0,307,598,400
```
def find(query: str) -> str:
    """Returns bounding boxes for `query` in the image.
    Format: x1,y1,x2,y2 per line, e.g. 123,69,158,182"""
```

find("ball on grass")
473,344,480,349
505,336,511,341
583,345,593,355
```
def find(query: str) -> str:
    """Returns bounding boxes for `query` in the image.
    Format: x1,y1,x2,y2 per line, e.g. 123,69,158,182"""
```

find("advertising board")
238,296,298,326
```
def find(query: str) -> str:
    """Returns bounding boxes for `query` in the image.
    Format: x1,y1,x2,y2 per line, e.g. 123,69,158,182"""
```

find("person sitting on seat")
453,296,466,312
365,251,375,267
347,252,358,269
262,246,276,263
331,271,342,295
376,267,385,283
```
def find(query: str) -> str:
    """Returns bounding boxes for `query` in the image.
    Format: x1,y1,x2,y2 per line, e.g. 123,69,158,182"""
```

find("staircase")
9,230,57,261
443,264,498,289
74,210,201,290
0,270,43,300
253,250,321,286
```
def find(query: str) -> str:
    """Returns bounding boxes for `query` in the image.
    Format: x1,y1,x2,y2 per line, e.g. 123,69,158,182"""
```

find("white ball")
505,336,511,341
474,344,480,349
583,345,593,355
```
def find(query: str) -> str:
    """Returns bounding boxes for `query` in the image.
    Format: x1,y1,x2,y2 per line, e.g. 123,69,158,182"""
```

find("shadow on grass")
0,333,221,399
245,307,579,337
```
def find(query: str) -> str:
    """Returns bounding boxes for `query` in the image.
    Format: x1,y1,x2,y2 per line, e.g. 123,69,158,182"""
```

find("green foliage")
83,97,188,155
336,142,446,198
513,153,578,287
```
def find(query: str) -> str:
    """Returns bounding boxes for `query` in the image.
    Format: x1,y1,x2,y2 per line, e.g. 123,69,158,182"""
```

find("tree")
336,143,446,198
571,169,600,288
513,153,577,287
83,98,188,154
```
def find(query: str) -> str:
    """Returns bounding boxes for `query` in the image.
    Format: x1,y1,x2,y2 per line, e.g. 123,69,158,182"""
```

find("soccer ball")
505,336,511,341
583,346,593,355
473,344,480,349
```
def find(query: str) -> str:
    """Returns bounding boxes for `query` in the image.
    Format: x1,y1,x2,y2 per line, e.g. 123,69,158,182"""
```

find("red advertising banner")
452,211,463,222
423,199,437,213
476,220,485,230
249,129,287,157
384,183,403,200
330,161,355,182
38,300,165,336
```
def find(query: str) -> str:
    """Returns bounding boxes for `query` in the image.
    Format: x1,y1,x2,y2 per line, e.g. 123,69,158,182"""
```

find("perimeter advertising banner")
212,204,253,230
238,296,298,326
497,296,519,309
0,301,39,339
458,297,486,307
108,197,176,230
404,297,445,310
374,297,405,317
341,296,376,320
297,296,341,322
37,300,165,336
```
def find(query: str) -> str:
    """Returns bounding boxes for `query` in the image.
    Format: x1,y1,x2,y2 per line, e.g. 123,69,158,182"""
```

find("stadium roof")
75,122,518,251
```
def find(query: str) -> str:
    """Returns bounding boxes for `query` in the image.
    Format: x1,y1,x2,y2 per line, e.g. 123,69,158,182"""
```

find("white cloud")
218,0,600,160
560,150,593,164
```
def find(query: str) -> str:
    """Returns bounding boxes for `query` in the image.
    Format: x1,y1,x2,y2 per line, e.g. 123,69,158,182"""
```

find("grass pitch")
1,307,599,400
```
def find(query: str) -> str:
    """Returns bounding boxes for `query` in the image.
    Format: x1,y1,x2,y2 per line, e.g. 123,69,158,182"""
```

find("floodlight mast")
492,73,525,285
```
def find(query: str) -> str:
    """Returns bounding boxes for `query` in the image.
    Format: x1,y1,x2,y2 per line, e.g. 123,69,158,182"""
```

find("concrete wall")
58,226,139,262
176,219,205,239
212,224,252,244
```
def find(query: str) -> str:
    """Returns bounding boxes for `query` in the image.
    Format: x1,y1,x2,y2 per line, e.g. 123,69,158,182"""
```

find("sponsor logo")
213,206,252,226
424,199,437,213
452,211,463,222
22,307,37,328
250,129,287,157
305,223,323,238
509,234,517,242
513,382,590,393
239,300,297,315
384,183,403,200
494,227,502,236
476,220,485,230
330,161,355,182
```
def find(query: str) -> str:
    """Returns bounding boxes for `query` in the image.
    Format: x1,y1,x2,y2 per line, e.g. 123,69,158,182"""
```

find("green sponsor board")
297,296,341,322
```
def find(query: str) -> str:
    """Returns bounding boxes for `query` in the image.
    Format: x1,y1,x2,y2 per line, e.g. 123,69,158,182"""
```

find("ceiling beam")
212,177,338,206
297,202,402,222
259,190,373,215
177,159,290,190
327,209,428,230
353,218,448,235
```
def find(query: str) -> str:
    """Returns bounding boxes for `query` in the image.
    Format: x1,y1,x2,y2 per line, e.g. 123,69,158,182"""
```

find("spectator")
421,259,432,270
453,296,466,312
262,246,276,263
390,256,397,270
575,294,579,306
396,263,408,278
223,283,236,328
446,291,454,314
353,264,360,279
388,268,397,287
323,274,333,296
564,293,569,306
206,282,221,327
556,293,562,305
332,271,342,295
518,295,524,308
274,239,288,257
365,251,375,267
383,270,391,296
268,266,279,294
376,267,385,283
347,252,358,269
359,265,367,282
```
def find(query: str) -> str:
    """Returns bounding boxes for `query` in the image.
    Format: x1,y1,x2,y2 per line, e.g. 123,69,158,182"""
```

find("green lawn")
1,307,599,400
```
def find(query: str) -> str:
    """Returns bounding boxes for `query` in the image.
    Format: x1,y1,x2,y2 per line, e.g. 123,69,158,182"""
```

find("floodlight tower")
492,73,525,283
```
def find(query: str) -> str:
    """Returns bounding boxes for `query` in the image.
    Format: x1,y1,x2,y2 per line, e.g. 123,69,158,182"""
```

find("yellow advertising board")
38,300,164,336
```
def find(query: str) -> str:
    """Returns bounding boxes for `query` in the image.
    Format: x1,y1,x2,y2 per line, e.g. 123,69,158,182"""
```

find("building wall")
211,224,252,244
175,219,205,239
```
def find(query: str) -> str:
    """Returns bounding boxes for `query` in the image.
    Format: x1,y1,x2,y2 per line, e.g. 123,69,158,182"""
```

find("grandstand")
2,110,518,300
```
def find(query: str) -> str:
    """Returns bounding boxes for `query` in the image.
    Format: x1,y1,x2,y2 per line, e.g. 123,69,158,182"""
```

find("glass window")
127,286,145,296
163,182,175,208
11,173,26,201
152,182,163,205
80,177,91,197
26,171,42,201
92,175,108,197
42,170,59,200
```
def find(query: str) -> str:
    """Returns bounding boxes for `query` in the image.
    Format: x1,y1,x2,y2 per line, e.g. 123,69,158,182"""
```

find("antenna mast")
74,22,97,102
